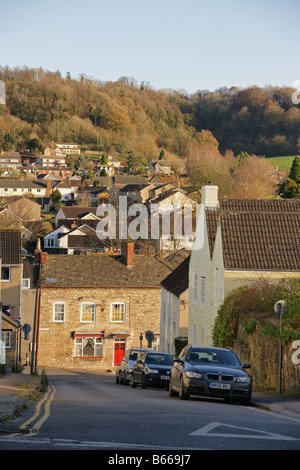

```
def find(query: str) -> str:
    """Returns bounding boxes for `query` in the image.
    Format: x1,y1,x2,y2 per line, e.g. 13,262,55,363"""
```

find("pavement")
0,368,299,425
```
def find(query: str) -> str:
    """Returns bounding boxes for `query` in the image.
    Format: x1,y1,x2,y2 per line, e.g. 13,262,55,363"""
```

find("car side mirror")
243,363,251,369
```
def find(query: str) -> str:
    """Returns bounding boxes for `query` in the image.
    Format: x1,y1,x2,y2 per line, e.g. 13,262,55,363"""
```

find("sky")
0,0,299,94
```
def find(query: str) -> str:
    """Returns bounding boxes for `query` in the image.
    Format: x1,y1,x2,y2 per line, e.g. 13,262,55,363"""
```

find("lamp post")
30,277,56,375
274,300,287,394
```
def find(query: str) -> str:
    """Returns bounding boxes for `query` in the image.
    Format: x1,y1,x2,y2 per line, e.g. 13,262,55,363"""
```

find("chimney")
34,238,48,265
121,242,134,268
201,184,219,208
46,179,51,197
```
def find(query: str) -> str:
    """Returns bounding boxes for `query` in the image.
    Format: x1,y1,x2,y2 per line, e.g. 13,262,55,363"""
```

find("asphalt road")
0,369,299,455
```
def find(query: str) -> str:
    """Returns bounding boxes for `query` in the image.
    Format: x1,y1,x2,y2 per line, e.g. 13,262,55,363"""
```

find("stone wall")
234,312,300,397
37,286,161,371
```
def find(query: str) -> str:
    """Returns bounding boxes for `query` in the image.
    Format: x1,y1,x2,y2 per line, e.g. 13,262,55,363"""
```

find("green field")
266,155,297,171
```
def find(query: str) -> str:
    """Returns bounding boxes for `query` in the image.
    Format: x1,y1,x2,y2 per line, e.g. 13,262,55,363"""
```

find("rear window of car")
129,350,143,360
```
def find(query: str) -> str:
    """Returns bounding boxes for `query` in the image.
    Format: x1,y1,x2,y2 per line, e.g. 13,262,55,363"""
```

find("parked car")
131,351,174,389
169,345,252,404
116,348,149,385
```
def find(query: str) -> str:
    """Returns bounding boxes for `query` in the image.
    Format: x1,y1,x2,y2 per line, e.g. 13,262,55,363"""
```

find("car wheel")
116,373,119,384
131,375,137,388
119,371,124,385
169,380,178,397
179,377,190,400
142,374,148,389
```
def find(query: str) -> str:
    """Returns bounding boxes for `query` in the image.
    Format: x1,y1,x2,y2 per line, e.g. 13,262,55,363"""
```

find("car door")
133,352,146,383
171,346,188,391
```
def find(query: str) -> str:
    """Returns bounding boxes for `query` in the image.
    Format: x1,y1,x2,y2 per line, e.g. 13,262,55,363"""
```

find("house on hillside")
189,185,300,347
44,224,104,254
36,243,173,371
148,160,172,175
160,256,189,354
55,206,100,228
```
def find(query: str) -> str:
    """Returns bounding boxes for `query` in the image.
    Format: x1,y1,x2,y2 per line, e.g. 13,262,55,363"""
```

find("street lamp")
274,300,287,394
30,277,56,374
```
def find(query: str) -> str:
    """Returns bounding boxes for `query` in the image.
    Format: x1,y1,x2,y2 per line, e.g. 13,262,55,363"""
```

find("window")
22,278,30,289
110,302,125,322
81,302,96,322
192,273,197,304
1,266,10,282
1,331,11,348
74,336,103,357
214,268,218,304
53,302,65,322
200,276,205,307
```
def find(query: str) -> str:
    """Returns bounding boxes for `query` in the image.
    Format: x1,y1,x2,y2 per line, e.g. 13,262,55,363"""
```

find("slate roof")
58,206,98,219
41,254,173,288
0,229,22,264
206,199,300,271
160,255,190,297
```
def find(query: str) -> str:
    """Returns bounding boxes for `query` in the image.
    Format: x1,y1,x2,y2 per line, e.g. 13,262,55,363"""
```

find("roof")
58,206,98,219
41,254,173,288
160,256,190,296
0,229,22,264
206,199,300,271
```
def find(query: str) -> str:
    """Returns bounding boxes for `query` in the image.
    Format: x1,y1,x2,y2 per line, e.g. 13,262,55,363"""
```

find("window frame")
53,302,66,322
1,266,11,282
110,302,125,323
80,302,96,323
74,335,103,358
1,331,11,348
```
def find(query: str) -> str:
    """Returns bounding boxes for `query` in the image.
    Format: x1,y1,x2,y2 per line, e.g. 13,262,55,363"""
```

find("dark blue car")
131,351,174,389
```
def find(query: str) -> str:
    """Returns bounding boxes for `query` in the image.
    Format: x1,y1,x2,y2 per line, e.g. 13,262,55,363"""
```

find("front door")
114,341,125,366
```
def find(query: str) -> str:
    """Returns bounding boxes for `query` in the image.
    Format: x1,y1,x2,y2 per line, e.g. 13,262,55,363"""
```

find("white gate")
0,340,6,364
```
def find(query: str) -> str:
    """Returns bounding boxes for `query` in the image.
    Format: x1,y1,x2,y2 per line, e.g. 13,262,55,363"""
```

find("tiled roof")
58,206,98,218
0,229,22,264
207,199,300,271
41,254,173,288
160,255,190,296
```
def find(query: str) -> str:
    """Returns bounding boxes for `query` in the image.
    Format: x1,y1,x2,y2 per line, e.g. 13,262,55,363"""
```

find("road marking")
18,384,56,434
190,422,299,441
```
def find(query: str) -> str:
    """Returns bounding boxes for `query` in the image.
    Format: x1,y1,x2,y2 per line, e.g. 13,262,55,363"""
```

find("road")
0,368,299,456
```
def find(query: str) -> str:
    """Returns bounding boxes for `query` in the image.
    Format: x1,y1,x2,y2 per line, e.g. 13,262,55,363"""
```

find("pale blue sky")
0,0,299,93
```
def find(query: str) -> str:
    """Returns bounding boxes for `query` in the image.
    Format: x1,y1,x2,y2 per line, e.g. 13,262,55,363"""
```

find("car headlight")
236,376,251,383
146,367,158,374
185,371,203,379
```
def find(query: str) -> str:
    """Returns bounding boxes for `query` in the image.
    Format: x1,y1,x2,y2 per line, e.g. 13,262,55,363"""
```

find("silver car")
116,347,149,385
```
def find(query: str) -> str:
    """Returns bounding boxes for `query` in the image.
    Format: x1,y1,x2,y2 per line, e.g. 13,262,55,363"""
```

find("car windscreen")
187,349,241,366
129,351,142,361
145,354,174,366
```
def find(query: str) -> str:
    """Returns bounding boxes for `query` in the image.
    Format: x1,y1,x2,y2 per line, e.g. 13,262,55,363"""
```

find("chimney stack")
201,184,219,208
121,242,134,269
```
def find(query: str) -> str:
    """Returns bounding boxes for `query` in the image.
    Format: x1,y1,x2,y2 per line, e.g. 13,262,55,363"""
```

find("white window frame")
53,302,66,322
1,331,11,348
81,302,96,323
74,336,103,358
214,268,218,305
192,272,197,304
200,275,205,307
110,302,125,323
22,278,31,289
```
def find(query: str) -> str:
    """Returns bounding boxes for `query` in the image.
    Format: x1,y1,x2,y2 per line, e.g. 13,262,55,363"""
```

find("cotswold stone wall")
234,312,300,397
37,286,161,371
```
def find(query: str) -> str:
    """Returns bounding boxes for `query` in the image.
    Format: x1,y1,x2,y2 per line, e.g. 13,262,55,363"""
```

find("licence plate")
161,376,170,380
209,382,231,390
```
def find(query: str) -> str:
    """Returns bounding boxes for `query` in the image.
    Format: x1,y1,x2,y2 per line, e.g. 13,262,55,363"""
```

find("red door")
114,342,125,366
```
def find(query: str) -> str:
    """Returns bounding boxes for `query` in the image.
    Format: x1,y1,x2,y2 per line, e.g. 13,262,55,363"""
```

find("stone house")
189,185,300,347
36,243,173,371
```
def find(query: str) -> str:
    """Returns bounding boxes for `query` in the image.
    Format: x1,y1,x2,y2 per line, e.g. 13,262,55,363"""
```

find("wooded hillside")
0,66,299,160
